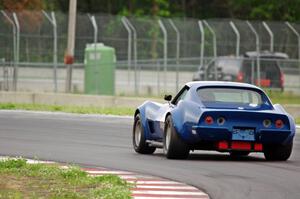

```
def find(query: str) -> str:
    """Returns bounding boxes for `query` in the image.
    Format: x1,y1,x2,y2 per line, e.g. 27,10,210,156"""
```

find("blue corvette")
132,81,296,160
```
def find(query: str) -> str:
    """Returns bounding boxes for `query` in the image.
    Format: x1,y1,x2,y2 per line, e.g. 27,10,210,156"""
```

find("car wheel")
229,151,250,157
263,142,293,161
163,115,189,159
132,114,156,154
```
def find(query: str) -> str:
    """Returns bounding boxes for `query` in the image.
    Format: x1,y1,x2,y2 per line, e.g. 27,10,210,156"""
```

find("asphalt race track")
0,111,300,199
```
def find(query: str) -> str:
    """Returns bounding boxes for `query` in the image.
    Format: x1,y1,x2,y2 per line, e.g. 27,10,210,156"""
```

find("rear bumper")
191,126,292,144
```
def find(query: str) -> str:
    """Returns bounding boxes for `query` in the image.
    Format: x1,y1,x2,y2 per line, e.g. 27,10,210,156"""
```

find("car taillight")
263,119,271,128
237,72,244,82
275,119,284,128
217,117,225,125
280,72,284,87
254,143,263,151
217,141,228,150
205,116,214,125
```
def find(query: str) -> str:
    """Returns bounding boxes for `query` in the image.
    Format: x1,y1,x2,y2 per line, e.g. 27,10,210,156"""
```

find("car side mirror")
164,94,172,101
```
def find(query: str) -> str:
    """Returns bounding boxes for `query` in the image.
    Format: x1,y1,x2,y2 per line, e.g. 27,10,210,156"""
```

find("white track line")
128,181,182,185
132,190,206,196
133,198,205,199
296,125,300,129
135,185,198,190
86,170,133,175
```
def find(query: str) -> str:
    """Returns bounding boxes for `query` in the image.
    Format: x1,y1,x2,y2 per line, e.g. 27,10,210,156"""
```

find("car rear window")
197,87,270,109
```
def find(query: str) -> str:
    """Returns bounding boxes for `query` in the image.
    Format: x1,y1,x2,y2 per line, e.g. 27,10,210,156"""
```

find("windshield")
197,87,271,109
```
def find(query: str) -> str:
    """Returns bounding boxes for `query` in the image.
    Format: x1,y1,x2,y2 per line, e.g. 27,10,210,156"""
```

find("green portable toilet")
84,43,116,95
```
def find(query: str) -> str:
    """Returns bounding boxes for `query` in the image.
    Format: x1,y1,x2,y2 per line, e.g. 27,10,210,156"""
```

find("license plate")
232,128,255,141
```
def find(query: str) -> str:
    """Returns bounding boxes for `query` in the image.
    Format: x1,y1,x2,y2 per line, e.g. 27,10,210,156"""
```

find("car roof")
186,81,261,90
244,51,289,59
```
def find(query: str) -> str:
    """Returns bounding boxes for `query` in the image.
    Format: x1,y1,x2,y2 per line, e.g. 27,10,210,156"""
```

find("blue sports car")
132,81,296,160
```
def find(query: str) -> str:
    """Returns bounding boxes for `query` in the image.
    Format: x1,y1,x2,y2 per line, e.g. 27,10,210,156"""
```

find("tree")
229,0,300,21
1,0,44,32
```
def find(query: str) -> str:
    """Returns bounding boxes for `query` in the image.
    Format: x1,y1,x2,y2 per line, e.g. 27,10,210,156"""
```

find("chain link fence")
0,11,299,96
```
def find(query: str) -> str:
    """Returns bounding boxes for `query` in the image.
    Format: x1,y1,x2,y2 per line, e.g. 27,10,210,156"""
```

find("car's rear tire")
263,142,293,161
132,114,156,154
229,151,250,157
163,115,189,159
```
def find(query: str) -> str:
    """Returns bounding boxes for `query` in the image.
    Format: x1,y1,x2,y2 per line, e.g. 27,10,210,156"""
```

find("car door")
153,86,190,139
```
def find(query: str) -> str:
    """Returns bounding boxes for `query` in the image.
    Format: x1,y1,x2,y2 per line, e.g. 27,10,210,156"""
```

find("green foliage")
1,0,300,21
0,159,27,169
229,0,300,21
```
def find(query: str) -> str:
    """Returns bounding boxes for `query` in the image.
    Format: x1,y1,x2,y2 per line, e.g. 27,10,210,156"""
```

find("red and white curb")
0,157,209,199
82,167,209,199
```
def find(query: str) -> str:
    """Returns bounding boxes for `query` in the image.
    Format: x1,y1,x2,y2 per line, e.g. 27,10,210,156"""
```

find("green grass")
0,158,132,199
266,91,300,104
296,117,300,125
0,103,135,116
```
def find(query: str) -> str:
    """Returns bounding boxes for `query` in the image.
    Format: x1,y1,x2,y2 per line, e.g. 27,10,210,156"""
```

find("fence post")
262,21,274,52
123,17,138,95
247,21,260,86
42,10,58,92
285,22,300,60
87,14,99,92
87,14,98,43
203,20,217,80
230,21,240,57
12,13,20,91
52,12,58,93
158,19,168,92
198,20,205,71
156,60,160,95
121,17,132,86
169,19,180,92
1,11,16,91
285,22,300,88
12,13,20,88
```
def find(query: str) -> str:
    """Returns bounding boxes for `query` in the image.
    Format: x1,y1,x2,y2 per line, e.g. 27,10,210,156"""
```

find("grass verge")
266,91,300,104
0,103,135,116
0,158,132,199
296,118,300,125
0,94,298,122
